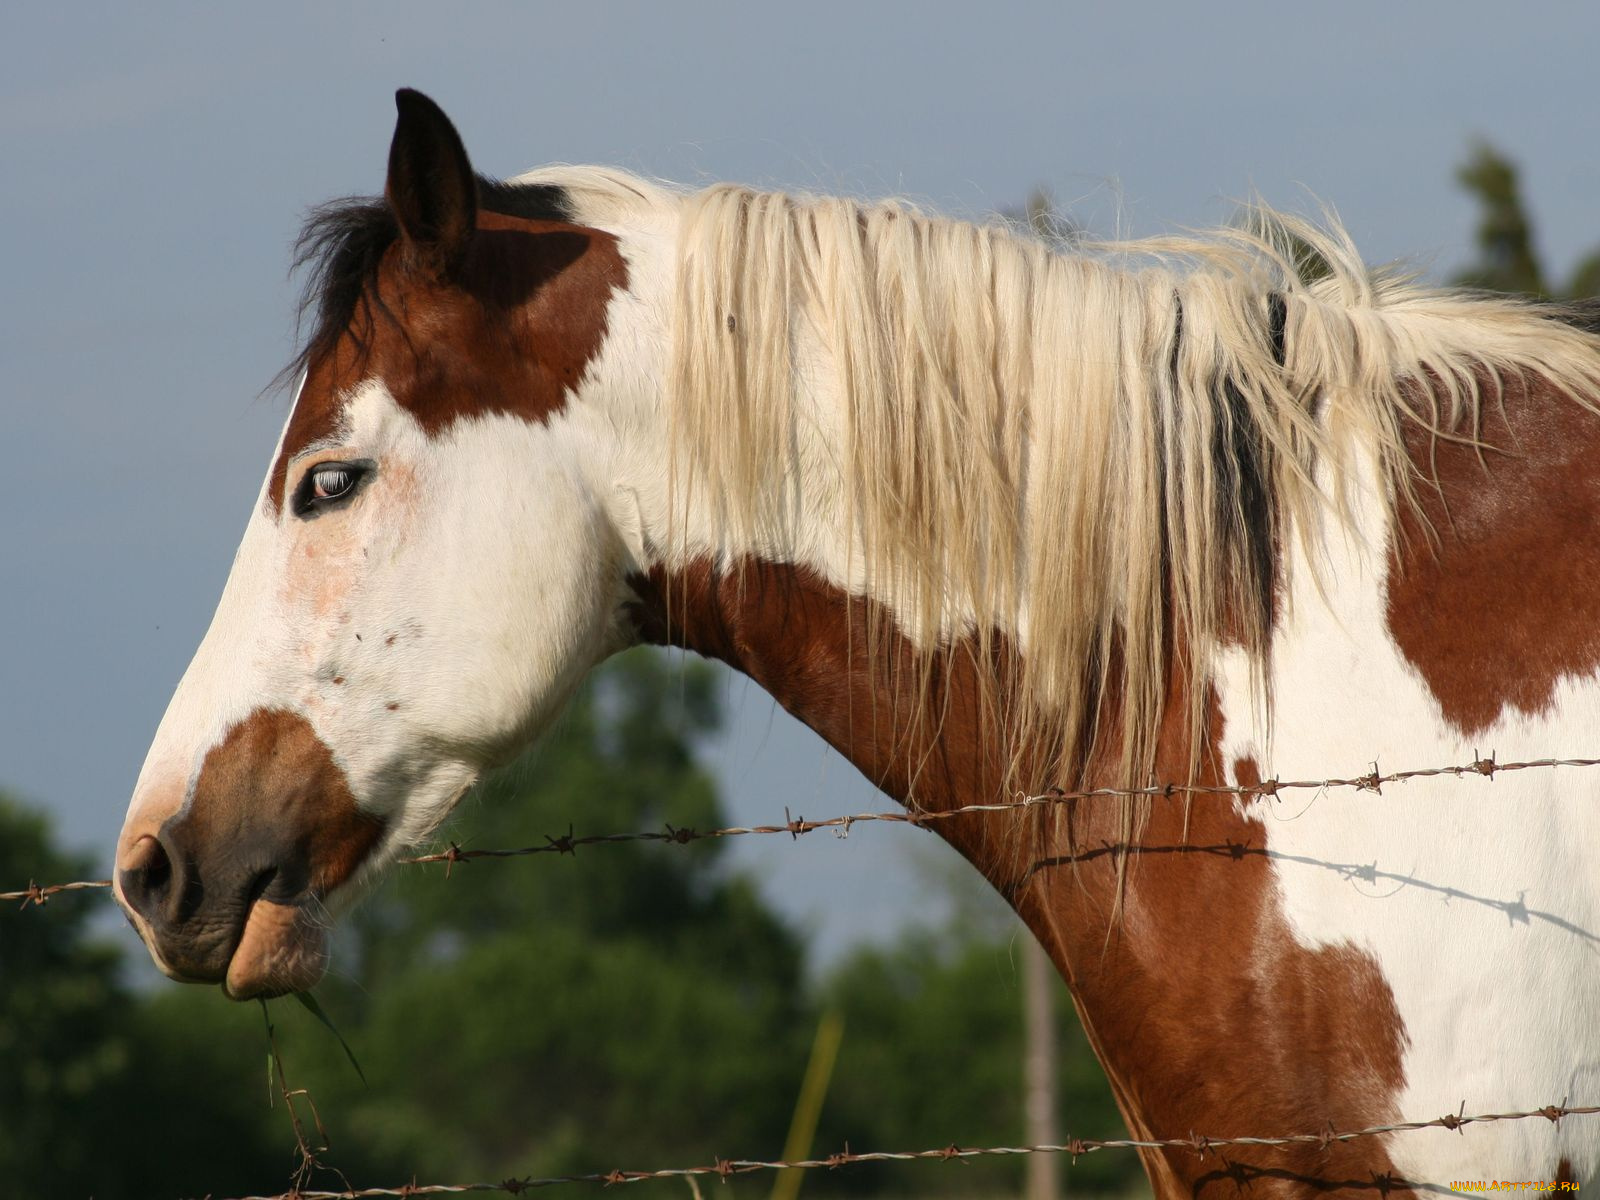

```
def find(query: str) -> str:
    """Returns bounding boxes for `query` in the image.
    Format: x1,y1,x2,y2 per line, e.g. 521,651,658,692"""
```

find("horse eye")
292,460,369,517
312,464,354,500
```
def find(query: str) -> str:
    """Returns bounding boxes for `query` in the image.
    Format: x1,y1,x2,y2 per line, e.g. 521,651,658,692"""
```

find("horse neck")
628,556,999,803
614,326,1405,1195
610,202,1600,1192
622,540,1427,1195
621,542,1231,1194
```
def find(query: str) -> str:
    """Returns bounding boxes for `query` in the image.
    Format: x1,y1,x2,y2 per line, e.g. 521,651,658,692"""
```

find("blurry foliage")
816,929,1136,1198
0,798,126,1190
1453,140,1600,299
0,794,285,1197
1454,140,1548,295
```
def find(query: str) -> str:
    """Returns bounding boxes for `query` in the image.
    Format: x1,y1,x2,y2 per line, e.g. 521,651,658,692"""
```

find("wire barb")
0,878,111,906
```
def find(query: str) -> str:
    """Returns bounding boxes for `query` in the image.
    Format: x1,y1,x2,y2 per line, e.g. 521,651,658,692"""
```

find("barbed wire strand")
9,751,1600,903
0,877,111,906
211,1101,1597,1199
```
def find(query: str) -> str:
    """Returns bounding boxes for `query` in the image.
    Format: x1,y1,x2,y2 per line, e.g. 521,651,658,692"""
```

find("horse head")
114,90,645,997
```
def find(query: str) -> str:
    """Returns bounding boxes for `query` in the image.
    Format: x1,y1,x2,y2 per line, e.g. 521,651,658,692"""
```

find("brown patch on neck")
268,210,627,511
631,557,1411,1197
1387,372,1600,734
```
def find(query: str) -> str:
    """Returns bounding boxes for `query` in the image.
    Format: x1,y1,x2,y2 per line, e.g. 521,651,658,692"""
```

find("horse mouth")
222,897,329,999
114,873,329,1000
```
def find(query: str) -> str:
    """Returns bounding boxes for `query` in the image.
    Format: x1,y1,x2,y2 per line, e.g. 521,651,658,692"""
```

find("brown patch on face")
117,708,385,986
268,209,628,511
176,708,385,896
631,558,1411,1196
1387,372,1600,735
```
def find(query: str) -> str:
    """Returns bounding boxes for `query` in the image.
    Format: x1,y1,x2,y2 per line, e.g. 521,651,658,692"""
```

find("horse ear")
386,88,477,278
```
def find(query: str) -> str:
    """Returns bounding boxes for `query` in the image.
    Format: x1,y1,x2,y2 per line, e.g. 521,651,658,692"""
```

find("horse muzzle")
114,707,386,998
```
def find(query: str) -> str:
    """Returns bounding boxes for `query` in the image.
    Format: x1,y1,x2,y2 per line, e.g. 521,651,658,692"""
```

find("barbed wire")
10,751,1600,903
0,877,111,906
210,1100,1597,1199
402,751,1600,871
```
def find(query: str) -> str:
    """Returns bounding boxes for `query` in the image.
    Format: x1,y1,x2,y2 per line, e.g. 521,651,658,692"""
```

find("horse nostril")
118,833,174,921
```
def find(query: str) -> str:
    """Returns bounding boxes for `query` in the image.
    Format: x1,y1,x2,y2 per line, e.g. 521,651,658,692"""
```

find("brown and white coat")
116,91,1600,1195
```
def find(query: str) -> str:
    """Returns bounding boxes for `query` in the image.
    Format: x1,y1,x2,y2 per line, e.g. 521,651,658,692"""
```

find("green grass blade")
293,990,367,1086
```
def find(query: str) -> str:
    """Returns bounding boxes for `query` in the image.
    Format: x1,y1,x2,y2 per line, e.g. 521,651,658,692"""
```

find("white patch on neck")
1213,445,1600,1180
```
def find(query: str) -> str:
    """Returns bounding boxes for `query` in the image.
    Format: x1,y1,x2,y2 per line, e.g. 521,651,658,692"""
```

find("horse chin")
222,898,329,1000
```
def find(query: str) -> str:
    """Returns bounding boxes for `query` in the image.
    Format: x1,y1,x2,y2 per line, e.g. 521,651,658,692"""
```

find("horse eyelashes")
313,466,354,499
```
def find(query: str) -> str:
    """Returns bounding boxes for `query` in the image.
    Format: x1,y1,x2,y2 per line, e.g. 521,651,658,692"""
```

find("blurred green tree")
0,794,284,1197
811,916,1141,1198
1454,140,1548,295
276,648,813,1187
1453,140,1600,298
0,795,132,1194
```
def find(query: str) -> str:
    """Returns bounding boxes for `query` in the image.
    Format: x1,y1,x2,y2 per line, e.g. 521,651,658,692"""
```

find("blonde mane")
663,180,1600,835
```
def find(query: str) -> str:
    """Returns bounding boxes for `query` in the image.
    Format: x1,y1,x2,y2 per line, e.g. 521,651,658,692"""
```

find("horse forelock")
280,175,574,391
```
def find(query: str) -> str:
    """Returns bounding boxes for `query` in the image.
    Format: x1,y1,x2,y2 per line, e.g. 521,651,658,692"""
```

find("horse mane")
665,182,1600,850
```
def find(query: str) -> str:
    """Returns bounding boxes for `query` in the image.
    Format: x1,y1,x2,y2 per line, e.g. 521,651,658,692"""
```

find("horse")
113,89,1600,1195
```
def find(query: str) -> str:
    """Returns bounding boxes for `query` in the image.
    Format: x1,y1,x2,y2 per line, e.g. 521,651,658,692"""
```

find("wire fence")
205,1100,1598,1199
8,748,1599,1196
11,750,1600,903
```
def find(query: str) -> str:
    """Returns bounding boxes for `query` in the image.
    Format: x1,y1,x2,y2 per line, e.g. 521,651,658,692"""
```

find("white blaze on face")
115,370,642,990
131,374,640,847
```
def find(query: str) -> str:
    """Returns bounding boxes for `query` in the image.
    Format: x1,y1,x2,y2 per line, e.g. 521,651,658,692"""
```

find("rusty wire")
0,877,111,907
208,1100,1598,1199
401,751,1600,870
9,751,1600,902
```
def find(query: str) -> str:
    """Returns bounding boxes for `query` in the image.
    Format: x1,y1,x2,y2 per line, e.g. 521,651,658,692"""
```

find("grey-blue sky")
4,2,1597,967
